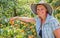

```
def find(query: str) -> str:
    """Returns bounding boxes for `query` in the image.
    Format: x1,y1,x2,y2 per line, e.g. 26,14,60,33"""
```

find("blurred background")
0,0,60,38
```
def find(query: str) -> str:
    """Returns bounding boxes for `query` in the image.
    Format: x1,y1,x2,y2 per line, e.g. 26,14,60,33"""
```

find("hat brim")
31,3,53,15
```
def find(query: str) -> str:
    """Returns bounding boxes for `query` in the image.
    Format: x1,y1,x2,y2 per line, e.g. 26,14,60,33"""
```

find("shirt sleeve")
51,19,60,31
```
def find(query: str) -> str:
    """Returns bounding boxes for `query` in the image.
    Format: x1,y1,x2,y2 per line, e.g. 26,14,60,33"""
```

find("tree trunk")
13,7,17,17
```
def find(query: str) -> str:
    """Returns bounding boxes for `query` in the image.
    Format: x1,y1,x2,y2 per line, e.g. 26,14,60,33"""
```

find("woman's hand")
10,16,19,25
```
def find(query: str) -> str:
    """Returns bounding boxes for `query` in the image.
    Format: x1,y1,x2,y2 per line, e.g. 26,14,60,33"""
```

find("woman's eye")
37,9,40,10
41,9,44,10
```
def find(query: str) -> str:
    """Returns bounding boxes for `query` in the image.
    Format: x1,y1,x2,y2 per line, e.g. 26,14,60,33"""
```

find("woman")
10,1,60,38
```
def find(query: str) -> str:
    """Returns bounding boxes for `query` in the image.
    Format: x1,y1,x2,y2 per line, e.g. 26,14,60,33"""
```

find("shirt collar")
45,14,51,23
37,14,51,25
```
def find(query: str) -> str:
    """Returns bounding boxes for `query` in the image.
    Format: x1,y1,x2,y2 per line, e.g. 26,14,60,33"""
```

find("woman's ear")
46,9,48,14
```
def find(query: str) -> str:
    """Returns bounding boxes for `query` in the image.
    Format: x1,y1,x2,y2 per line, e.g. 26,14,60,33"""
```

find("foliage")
0,0,60,38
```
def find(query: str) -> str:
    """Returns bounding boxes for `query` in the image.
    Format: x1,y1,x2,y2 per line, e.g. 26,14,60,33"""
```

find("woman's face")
36,5,47,18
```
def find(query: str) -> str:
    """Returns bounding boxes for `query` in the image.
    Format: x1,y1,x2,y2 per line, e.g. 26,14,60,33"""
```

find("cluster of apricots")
9,19,37,38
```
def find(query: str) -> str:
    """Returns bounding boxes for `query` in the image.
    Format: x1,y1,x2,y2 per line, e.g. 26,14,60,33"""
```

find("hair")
35,4,48,15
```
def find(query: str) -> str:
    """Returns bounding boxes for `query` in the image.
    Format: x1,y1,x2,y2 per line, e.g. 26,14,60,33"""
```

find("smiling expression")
36,4,48,18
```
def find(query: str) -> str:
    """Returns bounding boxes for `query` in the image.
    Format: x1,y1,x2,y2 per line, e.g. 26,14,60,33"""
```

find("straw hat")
31,1,53,15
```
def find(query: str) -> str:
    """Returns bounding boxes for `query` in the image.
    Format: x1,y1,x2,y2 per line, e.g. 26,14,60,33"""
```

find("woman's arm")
10,16,36,23
53,28,60,38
